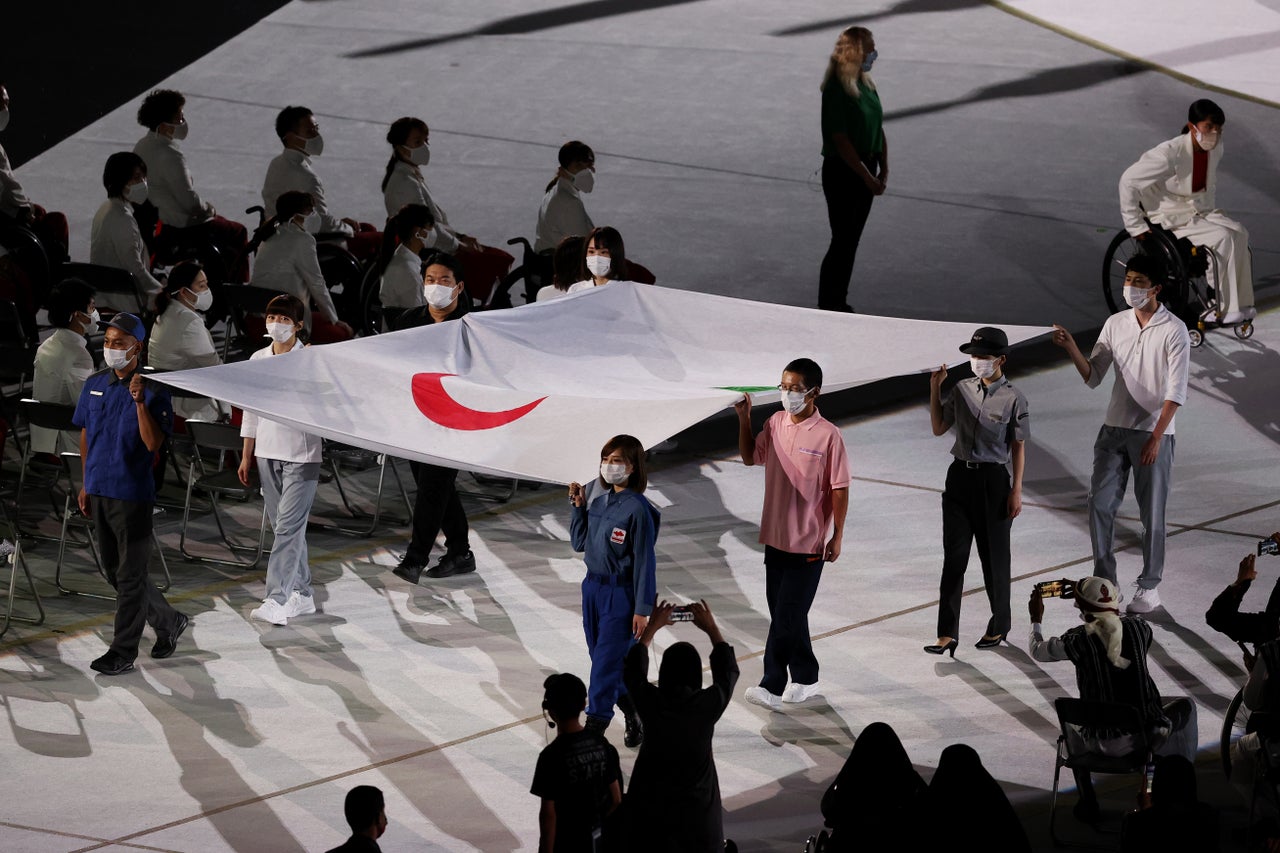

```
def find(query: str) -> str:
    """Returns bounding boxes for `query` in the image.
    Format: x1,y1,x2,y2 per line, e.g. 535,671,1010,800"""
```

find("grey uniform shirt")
940,375,1030,463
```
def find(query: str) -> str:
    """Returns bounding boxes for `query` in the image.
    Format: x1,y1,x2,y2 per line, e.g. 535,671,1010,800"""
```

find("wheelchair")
1102,221,1252,348
490,237,554,308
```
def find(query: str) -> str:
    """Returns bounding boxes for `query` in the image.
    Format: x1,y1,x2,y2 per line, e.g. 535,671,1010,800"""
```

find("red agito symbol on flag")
411,373,546,430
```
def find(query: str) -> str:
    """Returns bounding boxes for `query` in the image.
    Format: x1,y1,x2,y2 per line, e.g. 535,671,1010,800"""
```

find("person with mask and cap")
133,88,249,281
91,152,165,309
1052,253,1190,614
238,294,323,627
250,190,353,344
391,252,476,584
736,358,850,711
924,327,1029,656
534,141,595,253
72,312,187,675
1029,577,1196,824
621,599,738,853
0,81,70,264
262,106,381,261
531,672,623,853
567,435,660,749
1119,98,1254,326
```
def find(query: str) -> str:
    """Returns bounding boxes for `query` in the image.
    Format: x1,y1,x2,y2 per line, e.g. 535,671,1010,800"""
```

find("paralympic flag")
153,284,1049,483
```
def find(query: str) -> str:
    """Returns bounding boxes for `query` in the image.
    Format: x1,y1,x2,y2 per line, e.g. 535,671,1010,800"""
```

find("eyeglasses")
777,384,809,394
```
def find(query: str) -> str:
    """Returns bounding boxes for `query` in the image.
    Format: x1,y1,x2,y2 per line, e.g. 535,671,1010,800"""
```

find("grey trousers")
1088,426,1176,589
258,459,321,605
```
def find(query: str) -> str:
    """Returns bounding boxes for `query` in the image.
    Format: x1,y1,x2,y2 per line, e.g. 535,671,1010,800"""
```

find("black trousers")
92,496,179,660
761,546,825,695
817,155,877,310
937,460,1012,640
406,461,469,564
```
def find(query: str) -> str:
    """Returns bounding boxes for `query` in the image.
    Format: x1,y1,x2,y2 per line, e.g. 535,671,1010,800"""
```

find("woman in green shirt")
817,26,887,312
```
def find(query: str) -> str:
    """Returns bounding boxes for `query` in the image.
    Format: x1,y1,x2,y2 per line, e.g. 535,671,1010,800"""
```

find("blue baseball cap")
106,312,146,342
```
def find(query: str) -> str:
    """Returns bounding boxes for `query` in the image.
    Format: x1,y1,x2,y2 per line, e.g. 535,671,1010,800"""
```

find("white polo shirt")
240,339,323,464
1086,303,1191,433
31,327,94,454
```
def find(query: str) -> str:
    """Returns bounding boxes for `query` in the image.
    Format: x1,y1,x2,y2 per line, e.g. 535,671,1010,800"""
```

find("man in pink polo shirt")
735,357,851,710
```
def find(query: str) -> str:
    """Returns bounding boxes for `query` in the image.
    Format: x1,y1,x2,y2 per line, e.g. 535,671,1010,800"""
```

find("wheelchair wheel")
356,262,385,336
1222,686,1252,779
1101,228,1182,315
1188,327,1204,348
1236,321,1254,340
317,243,366,325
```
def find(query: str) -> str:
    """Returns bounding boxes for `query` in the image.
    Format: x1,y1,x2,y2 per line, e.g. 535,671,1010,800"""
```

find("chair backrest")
0,299,34,350
0,219,51,303
1055,697,1147,746
59,451,84,494
19,398,78,432
185,419,244,454
58,262,144,315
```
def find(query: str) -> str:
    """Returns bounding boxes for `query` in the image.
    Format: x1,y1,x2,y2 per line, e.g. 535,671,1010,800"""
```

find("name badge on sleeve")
89,390,104,396
610,527,626,545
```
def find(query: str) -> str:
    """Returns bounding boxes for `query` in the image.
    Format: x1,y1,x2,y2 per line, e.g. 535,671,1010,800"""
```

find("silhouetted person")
1121,755,1219,852
820,722,925,851
325,785,387,853
917,743,1031,852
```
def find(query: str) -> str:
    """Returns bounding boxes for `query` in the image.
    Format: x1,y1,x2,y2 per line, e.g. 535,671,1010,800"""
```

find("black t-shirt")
530,729,621,853
391,293,472,330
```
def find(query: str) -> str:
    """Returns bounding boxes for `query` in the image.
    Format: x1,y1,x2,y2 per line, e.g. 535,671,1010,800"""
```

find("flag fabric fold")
152,284,1049,483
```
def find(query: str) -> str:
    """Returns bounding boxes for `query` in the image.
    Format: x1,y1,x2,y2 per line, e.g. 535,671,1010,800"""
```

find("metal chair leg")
0,538,45,637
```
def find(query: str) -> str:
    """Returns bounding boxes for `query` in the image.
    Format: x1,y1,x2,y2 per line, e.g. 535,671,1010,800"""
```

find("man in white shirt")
1053,253,1191,613
0,82,69,263
133,89,249,281
262,105,381,260
31,278,97,455
90,152,165,310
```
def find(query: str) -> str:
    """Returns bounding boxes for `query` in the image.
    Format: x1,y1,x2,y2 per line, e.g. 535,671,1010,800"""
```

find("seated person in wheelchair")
1029,577,1196,823
90,152,165,309
1206,536,1280,809
1119,98,1254,325
0,82,69,262
263,105,381,261
374,203,434,329
31,277,97,455
149,260,223,422
133,89,249,281
250,190,353,344
535,235,586,303
380,117,512,301
534,140,595,253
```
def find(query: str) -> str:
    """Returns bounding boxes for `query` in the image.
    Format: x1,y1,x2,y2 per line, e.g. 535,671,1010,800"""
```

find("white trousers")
1170,211,1253,314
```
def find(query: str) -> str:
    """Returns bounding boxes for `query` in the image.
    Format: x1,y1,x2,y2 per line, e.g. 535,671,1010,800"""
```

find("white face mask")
415,228,433,246
300,212,322,233
423,283,457,309
781,389,811,415
573,169,594,193
303,133,324,156
187,288,214,312
169,120,189,141
0,108,10,132
1123,285,1152,310
77,309,101,334
266,321,296,343
1194,127,1220,151
970,356,997,379
585,255,611,278
125,179,149,204
407,143,431,166
102,345,135,370
600,462,629,485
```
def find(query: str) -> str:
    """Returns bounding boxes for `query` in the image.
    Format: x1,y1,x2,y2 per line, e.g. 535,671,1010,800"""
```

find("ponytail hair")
375,203,435,276
250,191,315,252
155,260,205,316
381,116,429,192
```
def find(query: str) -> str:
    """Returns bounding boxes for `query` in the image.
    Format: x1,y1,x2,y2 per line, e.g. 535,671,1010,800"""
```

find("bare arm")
825,487,849,562
237,437,256,486
929,365,948,435
129,374,165,452
1052,324,1093,384
734,394,755,465
1139,400,1181,466
77,428,90,514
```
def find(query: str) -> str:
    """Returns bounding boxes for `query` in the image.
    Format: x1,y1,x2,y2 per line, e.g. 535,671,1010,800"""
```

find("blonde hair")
820,25,876,98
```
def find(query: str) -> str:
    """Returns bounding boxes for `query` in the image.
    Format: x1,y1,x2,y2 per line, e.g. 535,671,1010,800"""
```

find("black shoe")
90,651,135,676
974,633,1006,649
818,303,855,313
584,716,608,735
426,550,476,578
393,557,426,585
623,709,644,749
923,638,958,657
151,612,190,659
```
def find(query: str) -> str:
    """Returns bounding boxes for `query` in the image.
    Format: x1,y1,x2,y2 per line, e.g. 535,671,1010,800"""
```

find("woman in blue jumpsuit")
568,434,659,748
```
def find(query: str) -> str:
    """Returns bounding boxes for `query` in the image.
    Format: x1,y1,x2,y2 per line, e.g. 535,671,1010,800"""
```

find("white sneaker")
285,591,316,618
782,682,822,703
1126,586,1161,614
250,598,288,626
744,686,783,711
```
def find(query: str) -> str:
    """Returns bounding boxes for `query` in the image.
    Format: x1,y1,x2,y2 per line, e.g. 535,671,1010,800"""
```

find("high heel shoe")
923,639,958,657
974,633,1006,649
